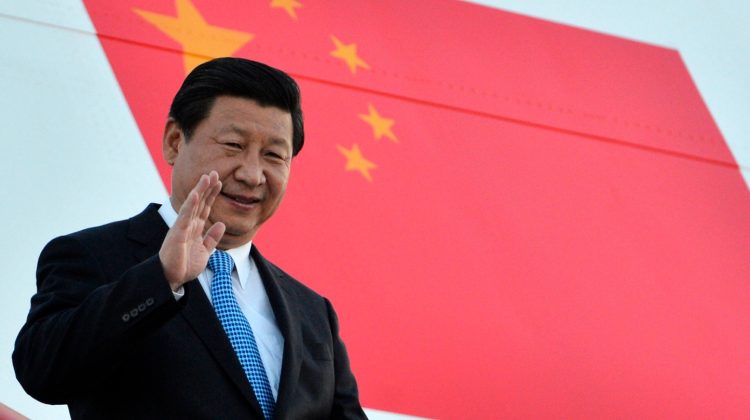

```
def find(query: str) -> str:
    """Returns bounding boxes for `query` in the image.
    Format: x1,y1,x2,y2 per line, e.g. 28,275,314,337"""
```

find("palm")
159,172,225,290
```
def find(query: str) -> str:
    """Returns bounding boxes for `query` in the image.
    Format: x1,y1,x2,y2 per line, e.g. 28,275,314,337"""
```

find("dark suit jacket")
13,204,366,419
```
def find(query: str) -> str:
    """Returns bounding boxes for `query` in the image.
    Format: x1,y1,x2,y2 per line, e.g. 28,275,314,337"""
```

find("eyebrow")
219,124,249,136
219,124,291,148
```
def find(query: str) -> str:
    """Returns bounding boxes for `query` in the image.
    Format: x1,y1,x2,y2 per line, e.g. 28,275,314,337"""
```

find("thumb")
203,222,226,251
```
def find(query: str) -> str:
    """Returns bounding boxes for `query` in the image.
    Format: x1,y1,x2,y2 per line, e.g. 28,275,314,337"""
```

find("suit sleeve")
325,298,369,419
12,235,181,404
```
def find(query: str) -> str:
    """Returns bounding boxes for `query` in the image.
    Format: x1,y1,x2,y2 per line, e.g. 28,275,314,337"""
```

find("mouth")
221,191,261,209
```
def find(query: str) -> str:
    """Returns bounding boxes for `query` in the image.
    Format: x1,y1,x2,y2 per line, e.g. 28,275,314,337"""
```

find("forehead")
204,96,292,143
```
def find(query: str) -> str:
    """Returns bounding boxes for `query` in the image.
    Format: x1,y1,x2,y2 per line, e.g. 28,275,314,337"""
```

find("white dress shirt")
158,200,284,399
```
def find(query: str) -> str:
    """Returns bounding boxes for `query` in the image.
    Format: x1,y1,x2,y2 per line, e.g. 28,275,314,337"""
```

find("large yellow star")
330,35,370,74
134,0,254,75
336,144,377,182
270,0,302,20
359,104,398,143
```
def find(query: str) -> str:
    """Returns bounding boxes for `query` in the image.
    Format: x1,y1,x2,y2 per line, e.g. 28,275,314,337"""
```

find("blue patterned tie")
208,250,275,419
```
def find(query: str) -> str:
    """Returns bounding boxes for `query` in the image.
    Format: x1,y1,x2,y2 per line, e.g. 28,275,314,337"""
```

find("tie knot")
208,250,235,274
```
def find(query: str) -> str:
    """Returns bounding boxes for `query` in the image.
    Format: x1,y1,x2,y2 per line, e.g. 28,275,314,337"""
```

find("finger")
203,222,226,251
200,180,222,220
195,172,218,220
208,170,219,186
191,174,210,220
199,171,220,211
174,189,198,230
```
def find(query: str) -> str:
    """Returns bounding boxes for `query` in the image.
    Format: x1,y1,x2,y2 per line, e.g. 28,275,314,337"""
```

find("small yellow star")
359,104,398,143
336,144,377,182
330,35,370,74
134,0,254,74
270,0,302,20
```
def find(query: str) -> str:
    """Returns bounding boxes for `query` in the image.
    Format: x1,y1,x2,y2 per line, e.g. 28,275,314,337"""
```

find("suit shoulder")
254,250,329,306
265,258,324,299
66,217,130,242
43,204,163,255
42,218,127,256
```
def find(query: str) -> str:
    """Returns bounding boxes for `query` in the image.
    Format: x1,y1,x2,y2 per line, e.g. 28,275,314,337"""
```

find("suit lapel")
180,281,264,416
126,204,265,417
127,203,168,262
252,246,303,418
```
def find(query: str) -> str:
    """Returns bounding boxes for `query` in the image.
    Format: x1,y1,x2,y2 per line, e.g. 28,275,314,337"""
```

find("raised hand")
159,171,226,290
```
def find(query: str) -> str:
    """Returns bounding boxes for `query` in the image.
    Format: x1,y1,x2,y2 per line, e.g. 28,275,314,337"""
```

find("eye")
224,141,243,150
265,150,287,161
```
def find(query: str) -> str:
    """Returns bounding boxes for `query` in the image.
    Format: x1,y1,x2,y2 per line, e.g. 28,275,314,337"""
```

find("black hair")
169,57,304,156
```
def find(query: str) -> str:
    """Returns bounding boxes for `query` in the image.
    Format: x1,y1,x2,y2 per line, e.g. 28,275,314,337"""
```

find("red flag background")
2,0,749,418
83,0,750,418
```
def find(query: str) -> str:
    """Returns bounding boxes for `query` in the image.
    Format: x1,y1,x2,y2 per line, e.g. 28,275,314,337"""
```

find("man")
13,57,366,419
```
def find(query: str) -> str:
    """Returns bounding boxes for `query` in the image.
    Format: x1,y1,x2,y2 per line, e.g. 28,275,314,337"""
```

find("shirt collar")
157,199,254,289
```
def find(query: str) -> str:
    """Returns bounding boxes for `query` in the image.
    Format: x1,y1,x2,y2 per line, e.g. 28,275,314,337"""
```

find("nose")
233,153,266,187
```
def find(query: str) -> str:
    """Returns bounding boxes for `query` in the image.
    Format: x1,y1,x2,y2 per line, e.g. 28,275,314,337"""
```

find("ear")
162,118,184,166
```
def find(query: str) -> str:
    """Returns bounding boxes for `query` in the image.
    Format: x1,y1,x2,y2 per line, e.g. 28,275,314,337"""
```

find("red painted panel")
84,0,750,418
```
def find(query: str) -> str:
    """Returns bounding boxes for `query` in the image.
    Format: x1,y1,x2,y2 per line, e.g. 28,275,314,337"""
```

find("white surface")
468,0,750,186
0,2,164,418
0,2,427,418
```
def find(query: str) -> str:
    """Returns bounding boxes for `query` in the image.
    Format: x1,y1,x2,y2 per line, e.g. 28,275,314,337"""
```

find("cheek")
171,162,190,192
268,166,290,190
180,153,223,183
175,160,200,188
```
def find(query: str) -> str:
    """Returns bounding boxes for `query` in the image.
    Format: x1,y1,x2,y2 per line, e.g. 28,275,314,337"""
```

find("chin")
223,226,256,243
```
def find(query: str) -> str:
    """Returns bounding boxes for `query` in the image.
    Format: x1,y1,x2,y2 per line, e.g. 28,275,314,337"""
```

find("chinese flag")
83,0,750,418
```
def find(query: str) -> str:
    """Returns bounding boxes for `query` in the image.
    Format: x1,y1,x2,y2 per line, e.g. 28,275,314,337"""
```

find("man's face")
164,96,293,249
